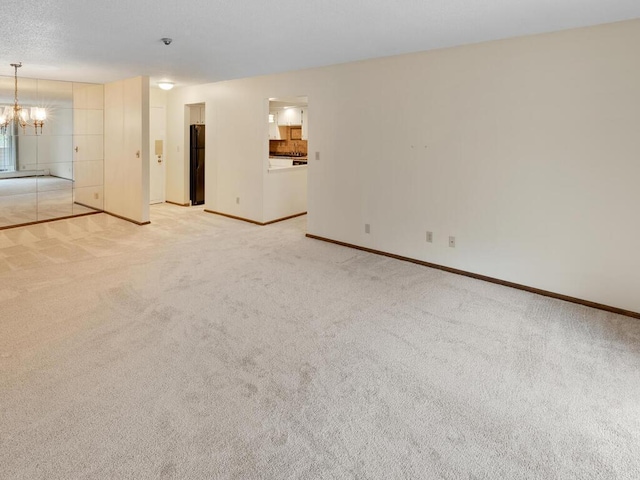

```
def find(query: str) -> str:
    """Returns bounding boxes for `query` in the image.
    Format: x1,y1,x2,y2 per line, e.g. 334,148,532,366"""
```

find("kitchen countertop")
269,156,307,161
268,164,307,172
268,157,308,171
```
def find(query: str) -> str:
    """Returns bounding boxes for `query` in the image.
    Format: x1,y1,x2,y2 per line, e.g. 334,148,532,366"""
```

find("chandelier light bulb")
0,63,46,134
31,107,46,121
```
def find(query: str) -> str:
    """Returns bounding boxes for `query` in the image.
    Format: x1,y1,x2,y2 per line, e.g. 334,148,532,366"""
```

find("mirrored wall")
0,76,104,229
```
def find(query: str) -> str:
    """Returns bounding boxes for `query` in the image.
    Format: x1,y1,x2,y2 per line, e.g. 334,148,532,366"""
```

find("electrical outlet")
426,231,433,243
365,224,370,234
449,236,456,248
236,197,240,204
315,151,320,161
94,192,99,199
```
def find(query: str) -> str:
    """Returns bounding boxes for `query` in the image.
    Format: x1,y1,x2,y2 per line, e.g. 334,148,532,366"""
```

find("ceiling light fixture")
157,37,175,91
158,81,175,91
0,63,46,135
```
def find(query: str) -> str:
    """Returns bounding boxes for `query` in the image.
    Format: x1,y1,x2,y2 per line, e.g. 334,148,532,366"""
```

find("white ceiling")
1,0,639,87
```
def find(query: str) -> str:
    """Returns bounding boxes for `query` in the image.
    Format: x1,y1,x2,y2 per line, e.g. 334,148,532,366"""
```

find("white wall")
149,87,167,109
264,167,308,221
164,19,640,313
166,82,268,217
104,76,150,223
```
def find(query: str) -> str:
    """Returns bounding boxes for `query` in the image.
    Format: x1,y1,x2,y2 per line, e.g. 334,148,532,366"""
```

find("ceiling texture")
1,0,639,87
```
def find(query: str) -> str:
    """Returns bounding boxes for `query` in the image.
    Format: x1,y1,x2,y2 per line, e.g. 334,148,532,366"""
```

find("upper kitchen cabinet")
190,104,205,125
269,112,281,139
277,107,302,126
268,96,308,144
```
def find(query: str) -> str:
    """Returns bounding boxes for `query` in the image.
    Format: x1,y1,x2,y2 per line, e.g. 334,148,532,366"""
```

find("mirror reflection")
0,73,104,229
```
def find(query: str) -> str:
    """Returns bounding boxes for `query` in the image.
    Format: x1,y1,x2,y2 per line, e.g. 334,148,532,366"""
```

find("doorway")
187,103,205,206
268,96,308,167
265,95,309,221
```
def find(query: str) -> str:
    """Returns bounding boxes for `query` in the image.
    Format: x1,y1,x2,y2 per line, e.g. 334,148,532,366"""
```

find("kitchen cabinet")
277,107,302,126
290,126,302,140
190,105,205,125
268,116,281,140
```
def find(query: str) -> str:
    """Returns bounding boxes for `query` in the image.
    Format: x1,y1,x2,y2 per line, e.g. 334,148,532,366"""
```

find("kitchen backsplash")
270,126,307,156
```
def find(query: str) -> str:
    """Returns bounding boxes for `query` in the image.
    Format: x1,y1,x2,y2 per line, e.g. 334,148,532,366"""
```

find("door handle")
75,146,79,152
136,150,140,158
157,155,162,164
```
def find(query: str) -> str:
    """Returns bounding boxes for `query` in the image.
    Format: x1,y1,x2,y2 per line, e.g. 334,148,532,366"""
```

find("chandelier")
0,63,46,135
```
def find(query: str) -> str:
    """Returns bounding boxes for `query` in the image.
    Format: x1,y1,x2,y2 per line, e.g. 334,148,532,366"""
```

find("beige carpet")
1,203,639,479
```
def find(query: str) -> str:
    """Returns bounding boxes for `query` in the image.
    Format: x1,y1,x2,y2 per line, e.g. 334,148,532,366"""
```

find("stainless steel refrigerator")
190,125,205,205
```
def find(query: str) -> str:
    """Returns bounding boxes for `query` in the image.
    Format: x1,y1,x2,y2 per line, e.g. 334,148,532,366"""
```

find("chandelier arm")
4,62,44,134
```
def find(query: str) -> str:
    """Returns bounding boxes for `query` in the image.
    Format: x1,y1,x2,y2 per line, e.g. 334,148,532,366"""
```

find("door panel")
149,106,166,204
